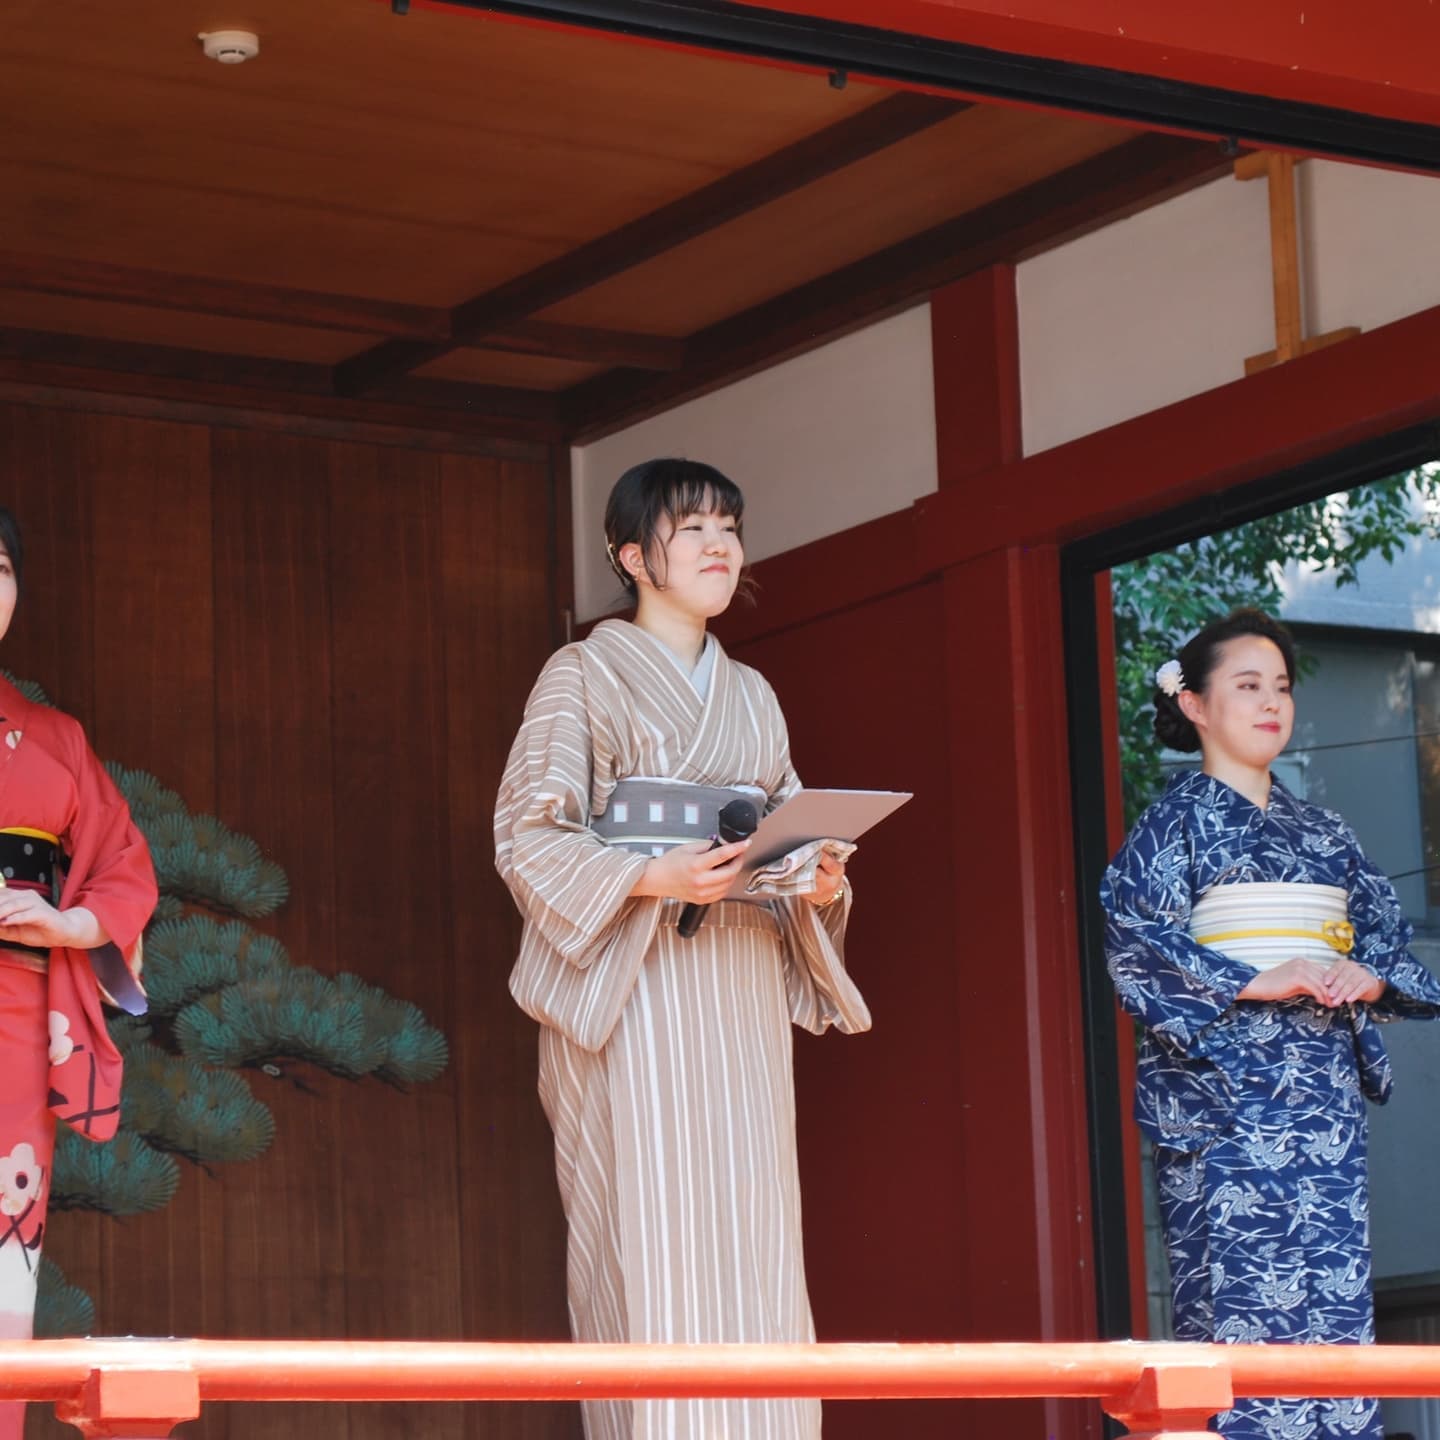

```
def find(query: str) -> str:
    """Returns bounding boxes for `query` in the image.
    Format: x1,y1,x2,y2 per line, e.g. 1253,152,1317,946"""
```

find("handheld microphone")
676,798,758,939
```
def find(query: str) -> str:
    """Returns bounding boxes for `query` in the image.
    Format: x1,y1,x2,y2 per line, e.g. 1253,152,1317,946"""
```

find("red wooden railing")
4,1339,1440,1439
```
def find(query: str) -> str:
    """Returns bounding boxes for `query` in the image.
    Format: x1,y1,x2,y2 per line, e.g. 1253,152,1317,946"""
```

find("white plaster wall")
1304,160,1440,338
571,304,938,621
1018,160,1440,456
1017,173,1275,456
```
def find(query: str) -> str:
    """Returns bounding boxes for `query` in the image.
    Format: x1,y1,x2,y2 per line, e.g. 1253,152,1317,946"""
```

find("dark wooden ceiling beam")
0,372,550,460
0,328,563,441
331,90,968,396
561,132,1233,442
487,320,686,371
0,252,684,371
0,252,450,343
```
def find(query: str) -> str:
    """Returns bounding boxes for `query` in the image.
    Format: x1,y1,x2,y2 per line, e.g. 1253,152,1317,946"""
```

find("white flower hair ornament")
1155,659,1186,697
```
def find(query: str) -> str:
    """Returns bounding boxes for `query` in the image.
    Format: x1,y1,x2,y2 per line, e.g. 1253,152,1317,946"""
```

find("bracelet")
815,883,845,908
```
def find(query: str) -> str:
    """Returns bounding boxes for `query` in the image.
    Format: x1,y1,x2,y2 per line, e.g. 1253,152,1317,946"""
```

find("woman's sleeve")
494,648,653,968
1101,811,1255,1056
1339,818,1440,1018
762,703,870,1037
64,721,158,964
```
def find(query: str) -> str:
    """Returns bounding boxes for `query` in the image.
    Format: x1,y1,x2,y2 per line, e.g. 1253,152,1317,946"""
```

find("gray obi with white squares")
592,779,765,858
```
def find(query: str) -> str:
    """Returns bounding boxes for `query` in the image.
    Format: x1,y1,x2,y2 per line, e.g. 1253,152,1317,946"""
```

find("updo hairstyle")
1153,608,1297,753
0,507,23,590
602,458,745,600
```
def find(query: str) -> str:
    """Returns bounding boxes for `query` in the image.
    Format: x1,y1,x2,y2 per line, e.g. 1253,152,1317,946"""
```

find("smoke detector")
198,30,260,64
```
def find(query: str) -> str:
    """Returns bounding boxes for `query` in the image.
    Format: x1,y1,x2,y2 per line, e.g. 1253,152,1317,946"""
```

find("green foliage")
173,969,449,1085
1114,466,1440,824
33,1257,95,1338
140,916,286,1017
27,704,451,1327
109,765,290,918
117,1033,277,1166
50,1128,180,1216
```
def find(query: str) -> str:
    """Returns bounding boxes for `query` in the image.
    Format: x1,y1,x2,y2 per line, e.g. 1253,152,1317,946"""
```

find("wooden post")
1236,151,1359,374
1266,153,1302,363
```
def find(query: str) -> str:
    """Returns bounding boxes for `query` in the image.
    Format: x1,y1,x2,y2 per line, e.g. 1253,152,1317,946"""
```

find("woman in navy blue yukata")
1102,608,1440,1440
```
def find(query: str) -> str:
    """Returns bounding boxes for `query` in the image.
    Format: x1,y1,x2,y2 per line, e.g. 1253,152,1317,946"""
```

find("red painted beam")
728,1,1440,131
931,266,1021,488
919,300,1440,570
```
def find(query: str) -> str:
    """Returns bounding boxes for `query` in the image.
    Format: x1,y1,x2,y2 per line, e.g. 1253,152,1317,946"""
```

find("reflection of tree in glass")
1112,466,1440,824
10,676,450,1334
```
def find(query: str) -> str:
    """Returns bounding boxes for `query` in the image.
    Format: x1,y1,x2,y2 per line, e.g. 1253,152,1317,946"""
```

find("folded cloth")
743,838,857,898
1188,880,1352,972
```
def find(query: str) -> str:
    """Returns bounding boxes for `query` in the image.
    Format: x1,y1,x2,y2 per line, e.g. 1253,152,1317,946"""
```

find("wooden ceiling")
2,0,1232,443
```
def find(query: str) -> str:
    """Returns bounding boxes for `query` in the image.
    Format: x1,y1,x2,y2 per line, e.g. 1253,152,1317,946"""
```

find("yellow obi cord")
0,826,61,845
1193,920,1355,956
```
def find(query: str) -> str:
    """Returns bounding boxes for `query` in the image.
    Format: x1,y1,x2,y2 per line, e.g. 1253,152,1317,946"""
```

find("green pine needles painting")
14,674,451,1335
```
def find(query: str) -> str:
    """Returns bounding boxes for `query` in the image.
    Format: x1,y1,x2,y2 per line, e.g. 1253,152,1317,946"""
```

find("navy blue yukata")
1103,770,1440,1440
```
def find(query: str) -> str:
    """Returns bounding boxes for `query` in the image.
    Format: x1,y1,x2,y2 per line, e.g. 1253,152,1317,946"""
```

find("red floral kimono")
0,674,155,1437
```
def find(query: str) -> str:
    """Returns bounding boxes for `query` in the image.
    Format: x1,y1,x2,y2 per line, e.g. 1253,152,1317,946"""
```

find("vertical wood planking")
0,404,107,1371
3,398,567,1440
84,415,221,1361
210,431,350,1440
445,452,576,1440
0,403,97,713
327,444,465,1440
85,414,215,794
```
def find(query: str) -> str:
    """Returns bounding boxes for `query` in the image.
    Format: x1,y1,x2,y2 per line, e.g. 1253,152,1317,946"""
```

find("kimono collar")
593,618,726,685
1162,767,1302,822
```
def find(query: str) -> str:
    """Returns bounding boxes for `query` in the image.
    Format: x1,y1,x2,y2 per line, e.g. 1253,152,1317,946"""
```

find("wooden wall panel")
85,416,224,1355
209,433,349,1440
0,401,571,1440
0,402,97,715
441,456,576,1440
86,415,216,796
328,446,466,1440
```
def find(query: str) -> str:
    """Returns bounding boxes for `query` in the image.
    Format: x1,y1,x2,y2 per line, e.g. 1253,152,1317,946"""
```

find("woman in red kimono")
0,507,156,1440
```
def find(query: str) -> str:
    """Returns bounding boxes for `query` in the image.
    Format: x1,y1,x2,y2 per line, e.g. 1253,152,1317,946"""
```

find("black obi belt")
591,780,764,858
0,827,64,958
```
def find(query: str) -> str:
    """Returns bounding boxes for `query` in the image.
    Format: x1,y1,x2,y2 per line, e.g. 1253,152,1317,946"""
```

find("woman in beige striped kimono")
495,458,870,1440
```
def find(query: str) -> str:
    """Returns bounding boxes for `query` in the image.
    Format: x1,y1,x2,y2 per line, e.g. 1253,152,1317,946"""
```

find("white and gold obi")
1188,882,1355,971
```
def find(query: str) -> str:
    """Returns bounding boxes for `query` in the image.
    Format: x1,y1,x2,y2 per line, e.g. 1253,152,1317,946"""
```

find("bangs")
655,473,744,527
603,457,749,601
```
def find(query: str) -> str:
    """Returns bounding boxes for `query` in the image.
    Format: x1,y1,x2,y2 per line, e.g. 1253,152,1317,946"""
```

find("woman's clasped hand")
1236,955,1386,1006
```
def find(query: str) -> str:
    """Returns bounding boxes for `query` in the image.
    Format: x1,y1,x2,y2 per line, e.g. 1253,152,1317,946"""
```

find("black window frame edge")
1061,418,1440,1352
427,0,1440,172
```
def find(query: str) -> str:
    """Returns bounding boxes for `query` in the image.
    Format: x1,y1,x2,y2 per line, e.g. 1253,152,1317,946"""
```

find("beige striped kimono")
495,619,870,1440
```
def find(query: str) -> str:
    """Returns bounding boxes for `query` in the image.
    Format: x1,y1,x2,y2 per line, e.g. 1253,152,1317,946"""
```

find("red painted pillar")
1096,571,1152,1339
941,547,1100,1439
932,268,1101,1438
930,265,1022,488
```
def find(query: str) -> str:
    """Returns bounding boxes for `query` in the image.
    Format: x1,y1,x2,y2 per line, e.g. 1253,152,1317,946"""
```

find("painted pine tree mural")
10,675,450,1334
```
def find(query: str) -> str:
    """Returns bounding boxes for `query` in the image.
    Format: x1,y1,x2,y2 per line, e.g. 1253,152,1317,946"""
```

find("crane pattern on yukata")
1103,770,1440,1440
